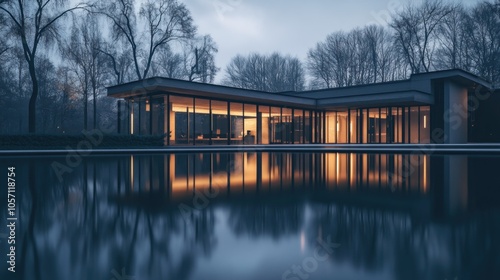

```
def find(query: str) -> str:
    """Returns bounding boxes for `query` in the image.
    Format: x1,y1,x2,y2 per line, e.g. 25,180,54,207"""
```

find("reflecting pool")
1,153,499,280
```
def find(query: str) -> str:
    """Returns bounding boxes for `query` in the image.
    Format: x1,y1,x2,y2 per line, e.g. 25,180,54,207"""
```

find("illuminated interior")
325,106,431,144
119,96,431,145
123,152,430,198
111,69,496,145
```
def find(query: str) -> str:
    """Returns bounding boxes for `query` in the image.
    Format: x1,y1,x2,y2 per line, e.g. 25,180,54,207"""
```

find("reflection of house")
108,69,498,145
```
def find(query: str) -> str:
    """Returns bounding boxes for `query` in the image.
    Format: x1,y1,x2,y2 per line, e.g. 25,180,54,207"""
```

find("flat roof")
107,76,317,108
107,69,493,109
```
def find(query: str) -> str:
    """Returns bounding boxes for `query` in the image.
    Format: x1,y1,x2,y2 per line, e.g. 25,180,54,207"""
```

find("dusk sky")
184,0,484,83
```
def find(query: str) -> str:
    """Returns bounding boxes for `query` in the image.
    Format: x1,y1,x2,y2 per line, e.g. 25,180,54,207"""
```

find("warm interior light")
130,112,134,134
423,155,427,192
145,100,150,112
336,120,340,132
130,156,134,190
350,121,353,135
424,115,427,129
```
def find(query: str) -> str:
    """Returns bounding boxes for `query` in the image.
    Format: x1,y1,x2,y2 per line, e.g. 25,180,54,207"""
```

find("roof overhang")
411,69,493,89
107,77,317,108
317,91,434,109
107,69,494,111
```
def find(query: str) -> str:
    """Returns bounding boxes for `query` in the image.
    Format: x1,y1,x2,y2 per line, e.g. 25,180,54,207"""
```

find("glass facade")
324,106,431,144
121,94,324,145
120,94,431,145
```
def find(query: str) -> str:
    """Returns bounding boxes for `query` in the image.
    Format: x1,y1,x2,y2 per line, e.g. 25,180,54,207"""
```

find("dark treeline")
307,0,500,89
0,0,219,134
0,0,499,134
224,0,500,91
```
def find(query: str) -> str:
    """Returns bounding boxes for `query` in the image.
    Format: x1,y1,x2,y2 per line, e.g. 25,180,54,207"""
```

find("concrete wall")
443,81,468,144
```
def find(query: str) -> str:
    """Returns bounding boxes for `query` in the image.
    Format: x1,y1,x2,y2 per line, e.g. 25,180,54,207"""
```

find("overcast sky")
184,0,484,83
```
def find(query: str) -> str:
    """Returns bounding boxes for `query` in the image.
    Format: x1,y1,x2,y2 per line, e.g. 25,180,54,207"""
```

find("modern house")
107,69,499,145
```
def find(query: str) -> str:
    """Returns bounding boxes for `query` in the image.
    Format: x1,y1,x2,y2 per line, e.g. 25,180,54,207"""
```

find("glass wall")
380,108,387,143
126,94,323,145
410,106,419,144
270,107,282,143
194,98,211,145
169,95,194,145
123,94,432,145
337,111,348,143
140,98,150,135
258,106,270,144
326,112,336,143
326,106,432,144
361,109,368,143
369,108,379,143
350,109,358,144
211,100,229,145
131,100,139,135
244,104,257,144
282,108,293,144
230,102,244,144
392,107,403,143
151,96,166,144
304,111,312,144
294,109,304,144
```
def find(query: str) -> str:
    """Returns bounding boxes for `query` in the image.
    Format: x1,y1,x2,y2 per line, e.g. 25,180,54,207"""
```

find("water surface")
1,152,499,280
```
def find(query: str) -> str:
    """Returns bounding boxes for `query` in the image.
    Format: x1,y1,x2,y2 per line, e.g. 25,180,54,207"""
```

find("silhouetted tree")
223,52,305,92
186,35,219,83
390,0,454,74
307,26,407,89
462,1,500,85
0,0,86,133
95,0,196,80
150,34,219,83
152,45,185,79
61,15,107,130
434,4,470,71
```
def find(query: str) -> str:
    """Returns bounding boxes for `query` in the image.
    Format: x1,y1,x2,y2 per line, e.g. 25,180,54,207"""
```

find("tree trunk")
93,89,97,129
28,61,38,134
84,90,88,130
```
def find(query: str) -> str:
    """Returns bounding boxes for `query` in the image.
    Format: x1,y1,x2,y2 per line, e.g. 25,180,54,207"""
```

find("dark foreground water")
1,152,500,280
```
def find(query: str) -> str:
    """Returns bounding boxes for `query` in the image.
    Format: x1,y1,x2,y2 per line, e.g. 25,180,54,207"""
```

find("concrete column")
443,81,468,143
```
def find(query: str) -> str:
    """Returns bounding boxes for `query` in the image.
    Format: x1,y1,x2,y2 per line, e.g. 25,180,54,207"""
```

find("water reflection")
1,153,499,280
122,153,430,199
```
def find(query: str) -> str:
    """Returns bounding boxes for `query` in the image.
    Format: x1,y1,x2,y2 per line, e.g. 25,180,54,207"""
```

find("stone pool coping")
2,144,500,156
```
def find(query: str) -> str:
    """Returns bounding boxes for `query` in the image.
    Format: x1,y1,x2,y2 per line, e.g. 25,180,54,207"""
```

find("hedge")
0,134,166,149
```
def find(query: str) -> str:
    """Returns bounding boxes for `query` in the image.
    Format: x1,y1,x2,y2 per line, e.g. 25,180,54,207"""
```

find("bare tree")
55,65,80,133
96,0,196,80
97,40,133,85
185,35,219,83
463,1,500,85
61,15,107,130
307,41,334,88
223,52,305,92
307,26,406,89
0,0,86,133
149,34,219,83
35,56,59,132
390,0,454,74
435,4,470,71
0,3,9,57
153,45,184,79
